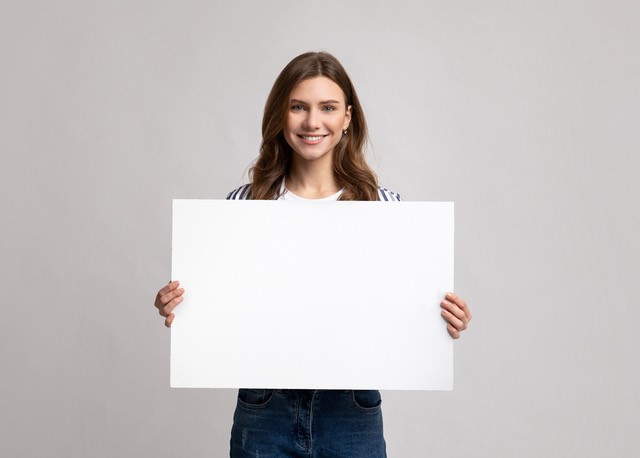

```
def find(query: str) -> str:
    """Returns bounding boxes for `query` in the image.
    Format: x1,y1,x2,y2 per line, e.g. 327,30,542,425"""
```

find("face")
283,76,352,164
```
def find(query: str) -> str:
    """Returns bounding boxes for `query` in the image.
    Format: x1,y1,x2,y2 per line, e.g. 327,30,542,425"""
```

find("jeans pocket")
351,390,382,412
237,389,275,409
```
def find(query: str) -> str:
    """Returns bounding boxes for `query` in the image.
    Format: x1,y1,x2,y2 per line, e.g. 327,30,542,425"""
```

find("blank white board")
171,200,454,390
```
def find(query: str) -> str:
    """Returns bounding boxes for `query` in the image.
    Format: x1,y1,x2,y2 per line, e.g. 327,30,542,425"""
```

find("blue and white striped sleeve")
377,187,402,201
226,184,252,200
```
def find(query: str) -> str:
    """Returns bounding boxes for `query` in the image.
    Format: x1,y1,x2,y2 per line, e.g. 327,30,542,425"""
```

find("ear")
344,105,352,130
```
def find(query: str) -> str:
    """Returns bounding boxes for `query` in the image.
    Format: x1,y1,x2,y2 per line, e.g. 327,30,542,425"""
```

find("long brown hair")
249,51,379,201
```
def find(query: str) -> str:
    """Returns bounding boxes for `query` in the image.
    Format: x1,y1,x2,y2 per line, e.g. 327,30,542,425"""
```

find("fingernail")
446,292,453,298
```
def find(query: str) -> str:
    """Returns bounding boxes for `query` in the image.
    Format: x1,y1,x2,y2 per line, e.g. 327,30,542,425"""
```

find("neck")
287,154,339,199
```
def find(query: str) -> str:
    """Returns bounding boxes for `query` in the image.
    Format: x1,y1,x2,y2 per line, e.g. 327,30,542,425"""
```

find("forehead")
289,76,346,102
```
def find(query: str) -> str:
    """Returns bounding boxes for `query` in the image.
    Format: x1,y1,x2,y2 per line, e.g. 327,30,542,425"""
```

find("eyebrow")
290,99,342,105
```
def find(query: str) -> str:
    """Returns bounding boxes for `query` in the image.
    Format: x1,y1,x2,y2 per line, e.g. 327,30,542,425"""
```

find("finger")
441,299,468,323
160,295,184,317
441,308,467,331
160,293,184,317
447,324,460,339
445,292,472,321
158,281,180,300
155,281,180,308
160,287,185,308
165,313,175,328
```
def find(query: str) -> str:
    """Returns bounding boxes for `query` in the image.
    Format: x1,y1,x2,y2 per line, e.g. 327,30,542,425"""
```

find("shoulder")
226,184,252,200
377,186,402,201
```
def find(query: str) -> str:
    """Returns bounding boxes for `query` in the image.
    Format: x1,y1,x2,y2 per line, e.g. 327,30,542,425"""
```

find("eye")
321,106,336,112
290,105,305,112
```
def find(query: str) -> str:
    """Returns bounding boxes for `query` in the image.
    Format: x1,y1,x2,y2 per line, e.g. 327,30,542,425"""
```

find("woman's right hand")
154,280,184,327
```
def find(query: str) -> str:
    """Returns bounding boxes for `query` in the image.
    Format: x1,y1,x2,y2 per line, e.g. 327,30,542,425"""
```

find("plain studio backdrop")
1,1,638,457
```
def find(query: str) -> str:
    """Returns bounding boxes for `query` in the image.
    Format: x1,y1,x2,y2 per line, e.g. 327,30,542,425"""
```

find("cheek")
283,121,297,150
333,117,346,132
284,115,298,135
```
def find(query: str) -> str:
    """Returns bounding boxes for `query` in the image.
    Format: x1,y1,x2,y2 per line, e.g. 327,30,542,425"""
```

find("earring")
343,129,348,135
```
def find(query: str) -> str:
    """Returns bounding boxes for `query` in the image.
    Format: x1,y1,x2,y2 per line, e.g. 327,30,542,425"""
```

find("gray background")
1,0,638,456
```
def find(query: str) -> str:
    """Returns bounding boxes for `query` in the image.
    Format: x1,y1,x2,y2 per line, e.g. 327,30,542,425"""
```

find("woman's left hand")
440,292,472,339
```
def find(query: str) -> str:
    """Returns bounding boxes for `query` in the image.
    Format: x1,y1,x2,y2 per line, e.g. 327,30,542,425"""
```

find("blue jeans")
230,389,386,457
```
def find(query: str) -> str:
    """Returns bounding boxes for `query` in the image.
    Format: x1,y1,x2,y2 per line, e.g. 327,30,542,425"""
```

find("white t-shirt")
278,181,344,201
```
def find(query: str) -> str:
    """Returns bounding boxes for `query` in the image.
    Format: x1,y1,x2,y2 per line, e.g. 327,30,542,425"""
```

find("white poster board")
171,200,454,390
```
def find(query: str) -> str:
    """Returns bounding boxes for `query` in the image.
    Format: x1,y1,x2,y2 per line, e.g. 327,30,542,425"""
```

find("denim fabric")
230,389,386,457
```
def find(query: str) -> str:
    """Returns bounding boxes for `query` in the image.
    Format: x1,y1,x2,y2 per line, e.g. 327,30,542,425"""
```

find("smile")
298,135,327,141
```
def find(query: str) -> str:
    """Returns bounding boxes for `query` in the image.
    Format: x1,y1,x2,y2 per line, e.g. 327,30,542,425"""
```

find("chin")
294,150,332,162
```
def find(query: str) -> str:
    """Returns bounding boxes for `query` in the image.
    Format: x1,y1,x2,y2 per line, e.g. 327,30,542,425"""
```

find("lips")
297,134,328,145
298,134,327,141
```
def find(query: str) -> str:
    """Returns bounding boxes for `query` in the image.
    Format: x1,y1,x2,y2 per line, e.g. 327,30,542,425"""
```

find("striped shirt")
226,184,402,201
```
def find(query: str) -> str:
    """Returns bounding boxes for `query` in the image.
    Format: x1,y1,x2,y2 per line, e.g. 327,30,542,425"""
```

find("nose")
302,108,321,130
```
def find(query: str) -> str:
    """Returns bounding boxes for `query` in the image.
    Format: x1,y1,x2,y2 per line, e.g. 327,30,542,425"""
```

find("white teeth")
301,135,323,141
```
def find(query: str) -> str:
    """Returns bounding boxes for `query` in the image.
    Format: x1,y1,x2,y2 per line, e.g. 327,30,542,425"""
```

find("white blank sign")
171,200,454,390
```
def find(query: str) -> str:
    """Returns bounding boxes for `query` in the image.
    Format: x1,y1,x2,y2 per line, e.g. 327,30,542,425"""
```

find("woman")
154,51,472,457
